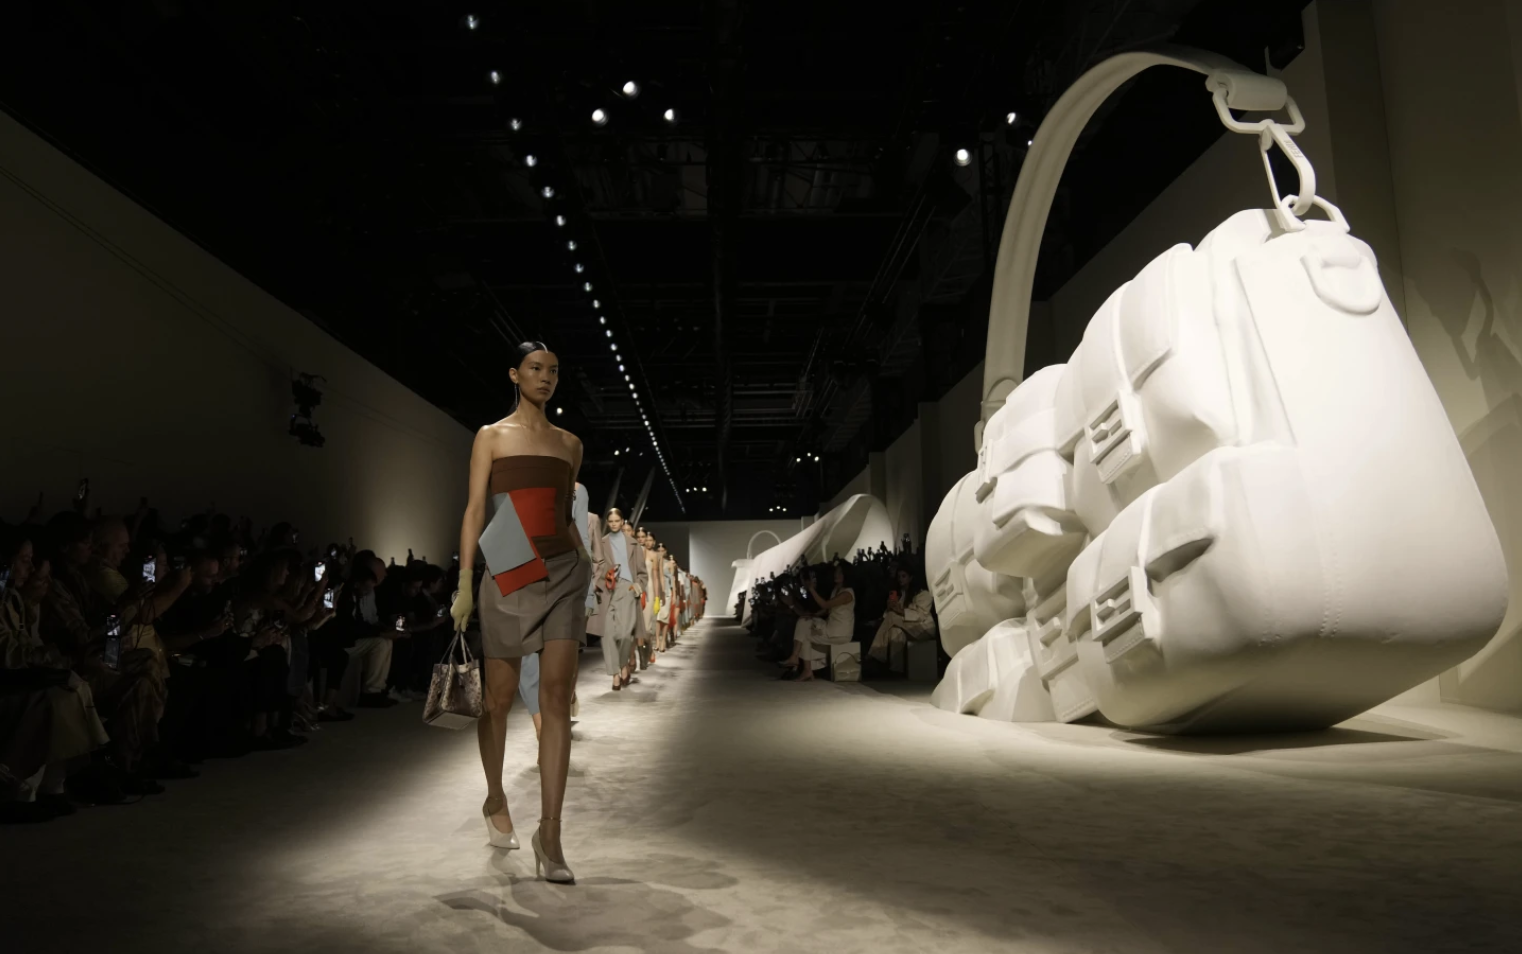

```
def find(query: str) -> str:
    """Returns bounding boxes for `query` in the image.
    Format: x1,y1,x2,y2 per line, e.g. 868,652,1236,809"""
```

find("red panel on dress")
491,486,560,597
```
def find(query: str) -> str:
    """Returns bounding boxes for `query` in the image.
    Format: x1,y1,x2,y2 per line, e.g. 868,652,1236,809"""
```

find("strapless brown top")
489,455,578,559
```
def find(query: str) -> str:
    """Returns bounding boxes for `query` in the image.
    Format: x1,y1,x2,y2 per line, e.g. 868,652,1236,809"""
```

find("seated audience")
40,511,167,795
867,566,936,675
337,554,398,709
779,562,856,682
1,529,112,821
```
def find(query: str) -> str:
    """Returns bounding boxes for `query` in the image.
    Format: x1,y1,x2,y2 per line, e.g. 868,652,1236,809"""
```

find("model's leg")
477,656,522,832
537,638,579,862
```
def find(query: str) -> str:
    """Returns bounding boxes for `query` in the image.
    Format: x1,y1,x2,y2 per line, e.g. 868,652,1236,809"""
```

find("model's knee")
540,682,572,714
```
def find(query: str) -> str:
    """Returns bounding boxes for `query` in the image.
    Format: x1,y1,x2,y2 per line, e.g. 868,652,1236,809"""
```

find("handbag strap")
439,630,475,666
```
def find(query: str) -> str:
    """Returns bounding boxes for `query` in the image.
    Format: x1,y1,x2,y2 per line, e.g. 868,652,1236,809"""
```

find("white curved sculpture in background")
727,530,786,615
931,49,1509,733
738,494,894,625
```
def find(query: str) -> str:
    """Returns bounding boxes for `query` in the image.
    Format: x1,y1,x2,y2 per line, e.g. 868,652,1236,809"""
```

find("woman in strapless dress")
450,341,590,884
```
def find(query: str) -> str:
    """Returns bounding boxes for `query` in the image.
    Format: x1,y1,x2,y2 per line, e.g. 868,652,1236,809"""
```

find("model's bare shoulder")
555,427,583,453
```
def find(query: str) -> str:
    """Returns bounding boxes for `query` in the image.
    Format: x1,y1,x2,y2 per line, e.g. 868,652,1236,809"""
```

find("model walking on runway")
450,341,589,884
586,508,645,690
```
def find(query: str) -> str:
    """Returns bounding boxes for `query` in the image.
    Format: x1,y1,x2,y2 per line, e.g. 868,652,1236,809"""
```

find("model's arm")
566,437,590,561
458,427,495,577
807,585,855,610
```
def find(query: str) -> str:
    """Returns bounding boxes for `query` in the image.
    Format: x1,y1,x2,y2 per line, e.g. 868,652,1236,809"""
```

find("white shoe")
532,827,575,884
482,805,520,850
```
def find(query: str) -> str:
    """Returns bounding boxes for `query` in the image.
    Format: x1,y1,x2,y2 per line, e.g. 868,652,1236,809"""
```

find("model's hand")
450,586,475,633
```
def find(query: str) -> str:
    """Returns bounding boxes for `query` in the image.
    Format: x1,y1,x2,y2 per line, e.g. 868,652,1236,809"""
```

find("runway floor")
4,618,1522,953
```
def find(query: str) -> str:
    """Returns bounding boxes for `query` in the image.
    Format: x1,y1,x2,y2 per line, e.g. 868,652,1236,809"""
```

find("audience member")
1,529,112,820
866,566,937,676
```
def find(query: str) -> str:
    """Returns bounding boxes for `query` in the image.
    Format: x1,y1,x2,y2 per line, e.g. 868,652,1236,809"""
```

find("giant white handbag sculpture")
930,49,1508,733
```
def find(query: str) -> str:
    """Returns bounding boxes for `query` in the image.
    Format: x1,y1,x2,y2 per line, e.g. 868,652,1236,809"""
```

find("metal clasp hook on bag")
1206,72,1317,232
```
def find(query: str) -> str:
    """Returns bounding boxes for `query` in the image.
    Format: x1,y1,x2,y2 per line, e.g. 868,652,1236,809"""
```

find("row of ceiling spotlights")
544,178,683,507
462,12,682,511
488,66,675,126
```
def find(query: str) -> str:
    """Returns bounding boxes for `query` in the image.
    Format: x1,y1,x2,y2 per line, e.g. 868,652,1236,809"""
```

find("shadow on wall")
1424,248,1522,711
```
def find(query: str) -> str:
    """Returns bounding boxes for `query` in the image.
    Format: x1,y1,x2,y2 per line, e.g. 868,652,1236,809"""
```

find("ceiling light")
1027,139,1034,147
575,263,585,273
813,455,820,461
614,449,620,456
592,299,601,308
954,147,972,167
605,329,612,338
555,214,566,227
541,185,555,199
611,343,617,352
463,14,480,30
1006,111,1017,125
566,240,577,251
622,80,640,99
525,154,538,168
663,108,676,123
599,316,607,325
624,374,630,381
618,363,625,372
510,117,522,131
489,70,501,85
629,382,635,390
555,407,562,416
592,108,609,126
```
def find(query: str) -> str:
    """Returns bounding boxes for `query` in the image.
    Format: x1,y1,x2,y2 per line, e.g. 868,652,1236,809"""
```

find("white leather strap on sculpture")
978,47,1327,450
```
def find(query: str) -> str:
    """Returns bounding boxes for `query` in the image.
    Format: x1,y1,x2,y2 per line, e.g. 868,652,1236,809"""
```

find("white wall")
0,111,473,560
1373,0,1522,711
821,360,984,547
884,419,923,551
642,518,801,611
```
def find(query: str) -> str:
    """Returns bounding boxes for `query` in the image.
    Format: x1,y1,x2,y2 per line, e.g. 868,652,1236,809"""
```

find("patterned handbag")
423,632,483,729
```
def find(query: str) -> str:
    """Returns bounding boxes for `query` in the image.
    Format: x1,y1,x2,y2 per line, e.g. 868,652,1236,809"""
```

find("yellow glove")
450,586,475,633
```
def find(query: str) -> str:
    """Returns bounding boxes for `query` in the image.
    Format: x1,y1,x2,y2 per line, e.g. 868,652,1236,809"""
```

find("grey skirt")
478,549,592,659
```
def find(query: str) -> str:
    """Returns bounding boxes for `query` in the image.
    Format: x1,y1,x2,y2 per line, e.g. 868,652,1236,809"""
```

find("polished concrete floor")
5,619,1522,953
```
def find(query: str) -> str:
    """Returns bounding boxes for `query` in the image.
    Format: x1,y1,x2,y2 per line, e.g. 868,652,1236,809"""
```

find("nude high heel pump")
532,824,575,884
482,804,520,850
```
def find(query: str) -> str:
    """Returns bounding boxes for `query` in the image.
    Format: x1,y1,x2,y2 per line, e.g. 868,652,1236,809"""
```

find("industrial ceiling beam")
706,0,745,513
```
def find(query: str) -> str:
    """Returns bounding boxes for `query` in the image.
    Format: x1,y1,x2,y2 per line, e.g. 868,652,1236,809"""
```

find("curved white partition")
930,47,1509,734
747,494,894,585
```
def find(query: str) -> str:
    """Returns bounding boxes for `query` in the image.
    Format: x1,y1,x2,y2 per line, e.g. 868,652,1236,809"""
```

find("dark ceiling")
0,0,1308,520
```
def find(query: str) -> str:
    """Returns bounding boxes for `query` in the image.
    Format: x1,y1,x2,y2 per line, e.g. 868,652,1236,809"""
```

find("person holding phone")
779,562,856,682
229,551,306,749
449,340,589,883
0,530,115,818
35,511,166,796
867,566,936,676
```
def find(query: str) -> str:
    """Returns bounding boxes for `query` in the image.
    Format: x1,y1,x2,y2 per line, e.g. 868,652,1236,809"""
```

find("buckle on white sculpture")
1206,73,1316,232
1086,390,1147,484
1090,565,1157,663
